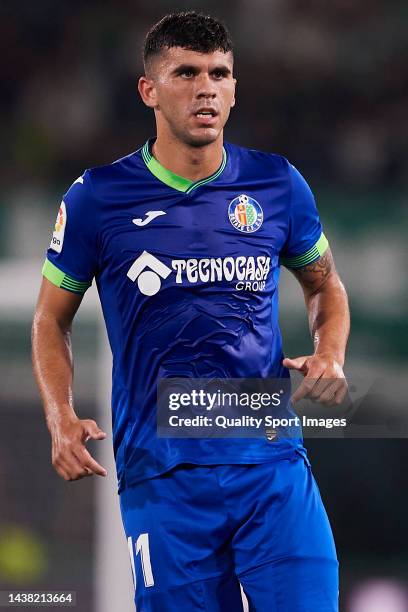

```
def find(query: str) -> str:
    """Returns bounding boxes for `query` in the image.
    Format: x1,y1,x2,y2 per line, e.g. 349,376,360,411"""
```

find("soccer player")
32,11,349,612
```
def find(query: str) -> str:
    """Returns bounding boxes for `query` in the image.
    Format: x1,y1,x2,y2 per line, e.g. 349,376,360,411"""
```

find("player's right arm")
32,172,107,481
32,279,107,481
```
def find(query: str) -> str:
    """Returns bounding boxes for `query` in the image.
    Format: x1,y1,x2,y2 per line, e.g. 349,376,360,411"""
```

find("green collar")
141,140,227,194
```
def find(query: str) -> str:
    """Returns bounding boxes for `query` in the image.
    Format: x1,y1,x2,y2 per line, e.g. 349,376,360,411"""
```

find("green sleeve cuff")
280,233,329,268
42,259,92,294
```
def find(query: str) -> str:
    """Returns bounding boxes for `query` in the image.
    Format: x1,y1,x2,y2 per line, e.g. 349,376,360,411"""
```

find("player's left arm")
283,246,350,405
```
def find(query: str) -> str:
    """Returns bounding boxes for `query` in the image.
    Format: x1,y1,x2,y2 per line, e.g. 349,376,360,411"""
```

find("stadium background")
1,1,407,610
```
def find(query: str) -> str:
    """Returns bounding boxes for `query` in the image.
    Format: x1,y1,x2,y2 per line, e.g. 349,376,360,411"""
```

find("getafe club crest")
228,194,263,233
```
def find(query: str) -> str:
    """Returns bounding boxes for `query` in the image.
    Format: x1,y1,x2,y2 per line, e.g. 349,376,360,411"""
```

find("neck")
152,131,224,182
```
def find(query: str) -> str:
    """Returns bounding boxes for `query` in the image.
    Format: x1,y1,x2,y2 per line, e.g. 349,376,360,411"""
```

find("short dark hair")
143,11,233,72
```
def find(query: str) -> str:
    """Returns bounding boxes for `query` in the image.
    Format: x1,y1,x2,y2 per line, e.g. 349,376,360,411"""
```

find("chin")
184,129,220,148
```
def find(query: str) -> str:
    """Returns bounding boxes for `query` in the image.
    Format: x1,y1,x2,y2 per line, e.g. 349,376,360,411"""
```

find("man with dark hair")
33,10,349,611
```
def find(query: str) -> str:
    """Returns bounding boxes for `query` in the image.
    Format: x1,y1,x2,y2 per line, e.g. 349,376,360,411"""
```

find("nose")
195,72,216,99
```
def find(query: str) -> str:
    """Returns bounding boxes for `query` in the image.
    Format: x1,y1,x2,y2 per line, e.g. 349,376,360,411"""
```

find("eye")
212,70,225,79
180,69,194,78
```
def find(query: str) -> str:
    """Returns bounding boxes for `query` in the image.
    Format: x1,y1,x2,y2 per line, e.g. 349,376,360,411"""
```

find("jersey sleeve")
280,163,328,269
42,170,98,294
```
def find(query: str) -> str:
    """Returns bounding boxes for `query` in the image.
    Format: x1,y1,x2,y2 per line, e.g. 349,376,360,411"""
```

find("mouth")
193,108,218,126
194,107,218,116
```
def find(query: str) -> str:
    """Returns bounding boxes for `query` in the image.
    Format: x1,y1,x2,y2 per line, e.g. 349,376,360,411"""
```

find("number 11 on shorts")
128,533,155,588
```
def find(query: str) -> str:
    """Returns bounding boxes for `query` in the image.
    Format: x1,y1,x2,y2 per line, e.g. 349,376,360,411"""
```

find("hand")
282,353,348,406
50,417,108,481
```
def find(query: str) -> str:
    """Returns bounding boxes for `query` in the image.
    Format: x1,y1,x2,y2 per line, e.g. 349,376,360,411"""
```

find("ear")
138,76,158,109
231,78,237,108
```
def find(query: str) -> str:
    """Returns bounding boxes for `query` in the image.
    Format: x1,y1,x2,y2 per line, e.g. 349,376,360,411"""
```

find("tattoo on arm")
291,249,333,291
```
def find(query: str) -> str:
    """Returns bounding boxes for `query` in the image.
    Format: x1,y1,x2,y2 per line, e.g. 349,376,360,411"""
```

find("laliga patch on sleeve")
50,201,66,253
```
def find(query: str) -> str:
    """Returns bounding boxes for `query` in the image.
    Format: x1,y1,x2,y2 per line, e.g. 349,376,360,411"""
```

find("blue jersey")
43,140,328,491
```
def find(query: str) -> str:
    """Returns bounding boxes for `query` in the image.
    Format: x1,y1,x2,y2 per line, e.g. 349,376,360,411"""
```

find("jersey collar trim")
141,140,227,194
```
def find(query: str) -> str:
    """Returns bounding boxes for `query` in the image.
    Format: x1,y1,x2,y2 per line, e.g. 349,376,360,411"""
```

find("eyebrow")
172,63,232,76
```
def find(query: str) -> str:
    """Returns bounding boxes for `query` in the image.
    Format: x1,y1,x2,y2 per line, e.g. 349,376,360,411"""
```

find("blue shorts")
119,450,338,611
